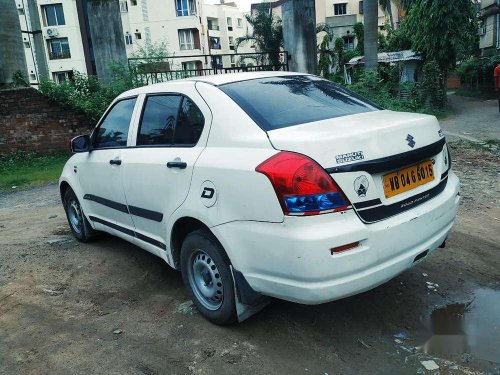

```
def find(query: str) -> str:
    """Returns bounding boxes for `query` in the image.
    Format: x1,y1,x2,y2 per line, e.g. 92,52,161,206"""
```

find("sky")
204,0,255,12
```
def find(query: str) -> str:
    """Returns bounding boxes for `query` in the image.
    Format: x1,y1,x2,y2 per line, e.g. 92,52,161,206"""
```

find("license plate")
383,160,435,198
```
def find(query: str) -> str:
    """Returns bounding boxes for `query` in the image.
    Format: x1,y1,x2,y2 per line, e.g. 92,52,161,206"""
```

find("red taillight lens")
256,151,351,215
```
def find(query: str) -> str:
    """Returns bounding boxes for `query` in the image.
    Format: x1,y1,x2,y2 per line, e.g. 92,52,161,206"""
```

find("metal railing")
128,51,289,86
49,51,71,60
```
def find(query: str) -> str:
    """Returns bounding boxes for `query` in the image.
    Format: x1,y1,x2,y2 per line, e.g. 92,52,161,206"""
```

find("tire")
63,188,97,242
180,229,237,325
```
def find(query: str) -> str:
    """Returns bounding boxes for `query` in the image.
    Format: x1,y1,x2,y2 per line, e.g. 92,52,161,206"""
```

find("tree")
235,4,283,67
318,34,332,77
353,22,364,54
403,0,477,100
364,0,378,69
378,0,394,29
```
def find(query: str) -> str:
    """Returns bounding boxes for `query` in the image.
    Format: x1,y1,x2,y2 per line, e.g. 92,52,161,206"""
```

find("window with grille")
48,38,70,59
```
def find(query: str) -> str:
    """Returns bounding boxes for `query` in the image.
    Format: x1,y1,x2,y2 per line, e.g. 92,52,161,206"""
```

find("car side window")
137,95,182,146
137,94,205,147
176,97,205,145
93,97,137,149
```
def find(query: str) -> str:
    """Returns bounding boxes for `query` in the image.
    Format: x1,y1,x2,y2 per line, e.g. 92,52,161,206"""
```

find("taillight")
256,151,351,216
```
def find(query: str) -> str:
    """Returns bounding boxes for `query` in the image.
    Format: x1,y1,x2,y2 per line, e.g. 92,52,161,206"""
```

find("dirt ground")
0,141,499,375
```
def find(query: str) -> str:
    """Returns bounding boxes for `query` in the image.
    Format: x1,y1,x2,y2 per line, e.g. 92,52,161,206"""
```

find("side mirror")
70,134,91,153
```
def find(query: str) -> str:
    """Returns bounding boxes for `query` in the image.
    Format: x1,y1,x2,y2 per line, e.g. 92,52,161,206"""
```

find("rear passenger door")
121,87,211,252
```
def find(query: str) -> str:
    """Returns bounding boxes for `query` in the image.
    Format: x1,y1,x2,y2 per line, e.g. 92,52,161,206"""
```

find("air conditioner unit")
44,28,59,38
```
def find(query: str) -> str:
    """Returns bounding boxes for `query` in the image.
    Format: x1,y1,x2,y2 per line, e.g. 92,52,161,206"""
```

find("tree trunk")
386,1,394,29
364,0,378,70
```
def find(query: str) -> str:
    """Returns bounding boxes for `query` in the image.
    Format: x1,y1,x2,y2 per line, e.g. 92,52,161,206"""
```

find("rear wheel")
180,230,236,325
63,188,97,242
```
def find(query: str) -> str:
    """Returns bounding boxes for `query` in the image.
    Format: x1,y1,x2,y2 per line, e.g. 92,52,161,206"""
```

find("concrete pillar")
86,0,128,81
24,0,49,80
282,0,317,74
0,0,27,87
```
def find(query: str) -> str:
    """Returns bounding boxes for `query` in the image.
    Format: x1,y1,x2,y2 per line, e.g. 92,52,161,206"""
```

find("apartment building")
16,0,252,84
478,0,500,56
119,0,253,71
251,0,399,50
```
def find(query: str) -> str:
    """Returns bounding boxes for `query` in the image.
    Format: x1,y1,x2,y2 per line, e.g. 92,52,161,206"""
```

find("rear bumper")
212,171,460,304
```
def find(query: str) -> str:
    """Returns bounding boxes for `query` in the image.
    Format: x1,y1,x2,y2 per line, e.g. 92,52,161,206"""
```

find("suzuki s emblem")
406,134,416,148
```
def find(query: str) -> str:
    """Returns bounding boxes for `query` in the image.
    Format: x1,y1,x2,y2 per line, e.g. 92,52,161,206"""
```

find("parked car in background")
59,72,460,324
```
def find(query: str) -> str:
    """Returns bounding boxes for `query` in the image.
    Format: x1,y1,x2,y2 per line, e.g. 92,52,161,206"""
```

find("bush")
346,67,443,116
456,53,500,92
39,70,128,123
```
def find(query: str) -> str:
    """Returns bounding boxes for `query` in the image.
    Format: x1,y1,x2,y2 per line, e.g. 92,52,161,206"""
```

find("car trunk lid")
266,110,449,223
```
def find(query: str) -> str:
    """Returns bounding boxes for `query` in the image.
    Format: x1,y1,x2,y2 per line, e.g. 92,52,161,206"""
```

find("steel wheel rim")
187,249,224,311
68,199,83,235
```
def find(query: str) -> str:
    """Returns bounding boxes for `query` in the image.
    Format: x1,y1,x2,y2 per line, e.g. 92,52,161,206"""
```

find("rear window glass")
219,75,382,131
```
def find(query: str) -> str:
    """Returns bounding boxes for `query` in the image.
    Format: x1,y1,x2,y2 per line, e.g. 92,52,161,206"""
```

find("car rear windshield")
219,75,382,131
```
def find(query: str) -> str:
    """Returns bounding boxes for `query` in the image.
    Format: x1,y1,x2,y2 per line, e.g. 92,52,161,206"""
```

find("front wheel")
180,230,236,325
63,188,97,242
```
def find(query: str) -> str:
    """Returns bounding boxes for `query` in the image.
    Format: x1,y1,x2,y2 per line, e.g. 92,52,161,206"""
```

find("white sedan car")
60,72,460,324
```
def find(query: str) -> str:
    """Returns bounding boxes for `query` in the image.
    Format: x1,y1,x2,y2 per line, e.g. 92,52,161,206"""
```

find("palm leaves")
235,4,283,66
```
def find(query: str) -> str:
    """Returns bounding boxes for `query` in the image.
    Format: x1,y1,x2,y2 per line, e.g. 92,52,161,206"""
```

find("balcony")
326,14,358,28
49,51,71,60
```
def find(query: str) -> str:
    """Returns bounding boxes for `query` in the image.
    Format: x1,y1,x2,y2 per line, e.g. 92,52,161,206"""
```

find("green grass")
0,151,70,191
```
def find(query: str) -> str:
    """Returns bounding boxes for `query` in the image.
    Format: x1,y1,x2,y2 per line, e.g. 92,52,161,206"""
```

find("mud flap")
230,266,270,322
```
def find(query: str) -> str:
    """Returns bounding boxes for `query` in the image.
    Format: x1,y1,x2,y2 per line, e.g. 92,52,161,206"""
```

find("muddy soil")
0,142,499,375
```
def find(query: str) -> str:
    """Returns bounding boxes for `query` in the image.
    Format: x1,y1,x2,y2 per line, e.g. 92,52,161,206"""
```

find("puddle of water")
423,288,500,363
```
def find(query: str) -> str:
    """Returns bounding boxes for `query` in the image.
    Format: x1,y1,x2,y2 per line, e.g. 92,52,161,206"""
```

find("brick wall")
0,87,92,155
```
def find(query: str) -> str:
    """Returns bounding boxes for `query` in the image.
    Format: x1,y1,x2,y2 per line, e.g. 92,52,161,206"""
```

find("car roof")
117,71,310,99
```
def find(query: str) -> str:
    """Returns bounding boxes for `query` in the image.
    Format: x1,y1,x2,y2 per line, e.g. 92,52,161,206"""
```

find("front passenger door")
121,91,210,250
77,97,138,233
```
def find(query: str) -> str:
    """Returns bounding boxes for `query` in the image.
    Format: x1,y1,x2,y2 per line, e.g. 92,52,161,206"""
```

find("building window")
334,3,347,16
24,41,30,48
237,18,242,27
230,55,235,63
48,37,71,59
131,0,137,5
176,0,196,16
207,18,219,30
178,29,200,50
359,1,363,14
125,34,133,45
228,36,234,50
135,31,142,40
42,3,65,26
52,71,73,83
227,17,233,31
209,36,221,49
119,1,128,12
29,73,37,81
343,35,354,50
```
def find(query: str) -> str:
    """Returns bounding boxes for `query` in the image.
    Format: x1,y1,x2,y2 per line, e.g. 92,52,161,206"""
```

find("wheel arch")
170,216,229,270
59,180,71,203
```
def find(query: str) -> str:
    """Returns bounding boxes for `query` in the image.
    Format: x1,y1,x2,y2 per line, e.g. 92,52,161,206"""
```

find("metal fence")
128,51,289,86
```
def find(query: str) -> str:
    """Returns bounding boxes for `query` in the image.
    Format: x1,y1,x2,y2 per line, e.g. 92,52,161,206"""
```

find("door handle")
167,161,187,169
109,159,122,166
